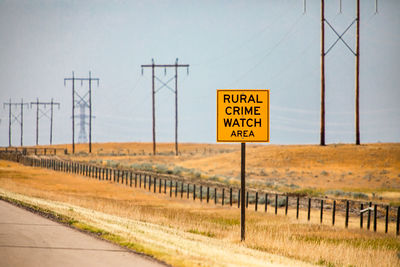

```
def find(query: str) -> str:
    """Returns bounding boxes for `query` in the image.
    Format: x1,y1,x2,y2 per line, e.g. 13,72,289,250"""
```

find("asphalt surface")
0,200,165,267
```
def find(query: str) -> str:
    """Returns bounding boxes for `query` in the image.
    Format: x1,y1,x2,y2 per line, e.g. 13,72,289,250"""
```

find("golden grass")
1,160,399,267
47,142,400,203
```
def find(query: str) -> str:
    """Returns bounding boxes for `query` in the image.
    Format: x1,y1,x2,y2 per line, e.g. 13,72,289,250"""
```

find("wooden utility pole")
7,99,11,147
315,0,375,145
320,0,325,146
88,71,93,152
141,59,189,156
64,71,99,153
64,71,75,153
355,0,360,145
49,98,59,145
30,98,60,145
3,99,29,147
35,98,39,145
20,99,25,147
175,59,179,156
152,59,156,155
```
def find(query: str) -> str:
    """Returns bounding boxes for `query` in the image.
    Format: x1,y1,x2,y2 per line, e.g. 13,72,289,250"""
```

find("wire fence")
1,150,399,236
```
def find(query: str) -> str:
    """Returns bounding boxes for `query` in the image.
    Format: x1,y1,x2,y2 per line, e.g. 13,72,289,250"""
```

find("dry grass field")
44,142,400,204
0,159,399,267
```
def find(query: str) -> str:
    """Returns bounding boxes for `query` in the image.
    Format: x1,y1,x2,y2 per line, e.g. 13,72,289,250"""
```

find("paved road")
0,200,165,267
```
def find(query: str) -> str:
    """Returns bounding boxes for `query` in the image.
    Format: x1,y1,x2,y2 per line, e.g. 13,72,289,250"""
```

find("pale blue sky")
0,0,399,146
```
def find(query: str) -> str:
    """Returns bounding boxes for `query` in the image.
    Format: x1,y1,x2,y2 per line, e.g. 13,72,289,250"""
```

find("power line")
228,14,304,87
192,5,294,67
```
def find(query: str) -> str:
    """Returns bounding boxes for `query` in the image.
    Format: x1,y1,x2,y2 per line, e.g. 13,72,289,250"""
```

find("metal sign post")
240,142,246,241
217,89,270,241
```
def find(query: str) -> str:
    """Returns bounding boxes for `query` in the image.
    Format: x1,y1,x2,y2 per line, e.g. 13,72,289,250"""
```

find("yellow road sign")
217,89,269,142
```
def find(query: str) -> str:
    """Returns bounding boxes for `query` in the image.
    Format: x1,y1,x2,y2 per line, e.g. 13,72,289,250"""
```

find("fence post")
153,177,156,193
148,175,151,191
367,202,372,230
296,197,299,219
285,195,289,215
135,174,137,187
181,182,183,198
207,187,209,203
374,204,377,232
187,184,190,199
230,188,232,206
345,201,349,228
144,175,147,189
214,188,217,204
159,178,162,193
175,181,178,197
130,172,132,187
170,180,172,197
265,193,268,212
255,192,258,211
193,184,196,200
275,194,278,215
222,188,225,206
385,205,389,234
164,179,166,194
360,203,364,229
246,191,249,209
332,200,336,226
397,207,400,236
307,198,311,221
320,199,323,223
139,174,142,188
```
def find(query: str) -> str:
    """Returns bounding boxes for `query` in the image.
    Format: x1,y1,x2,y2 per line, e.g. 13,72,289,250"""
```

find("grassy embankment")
0,159,399,267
